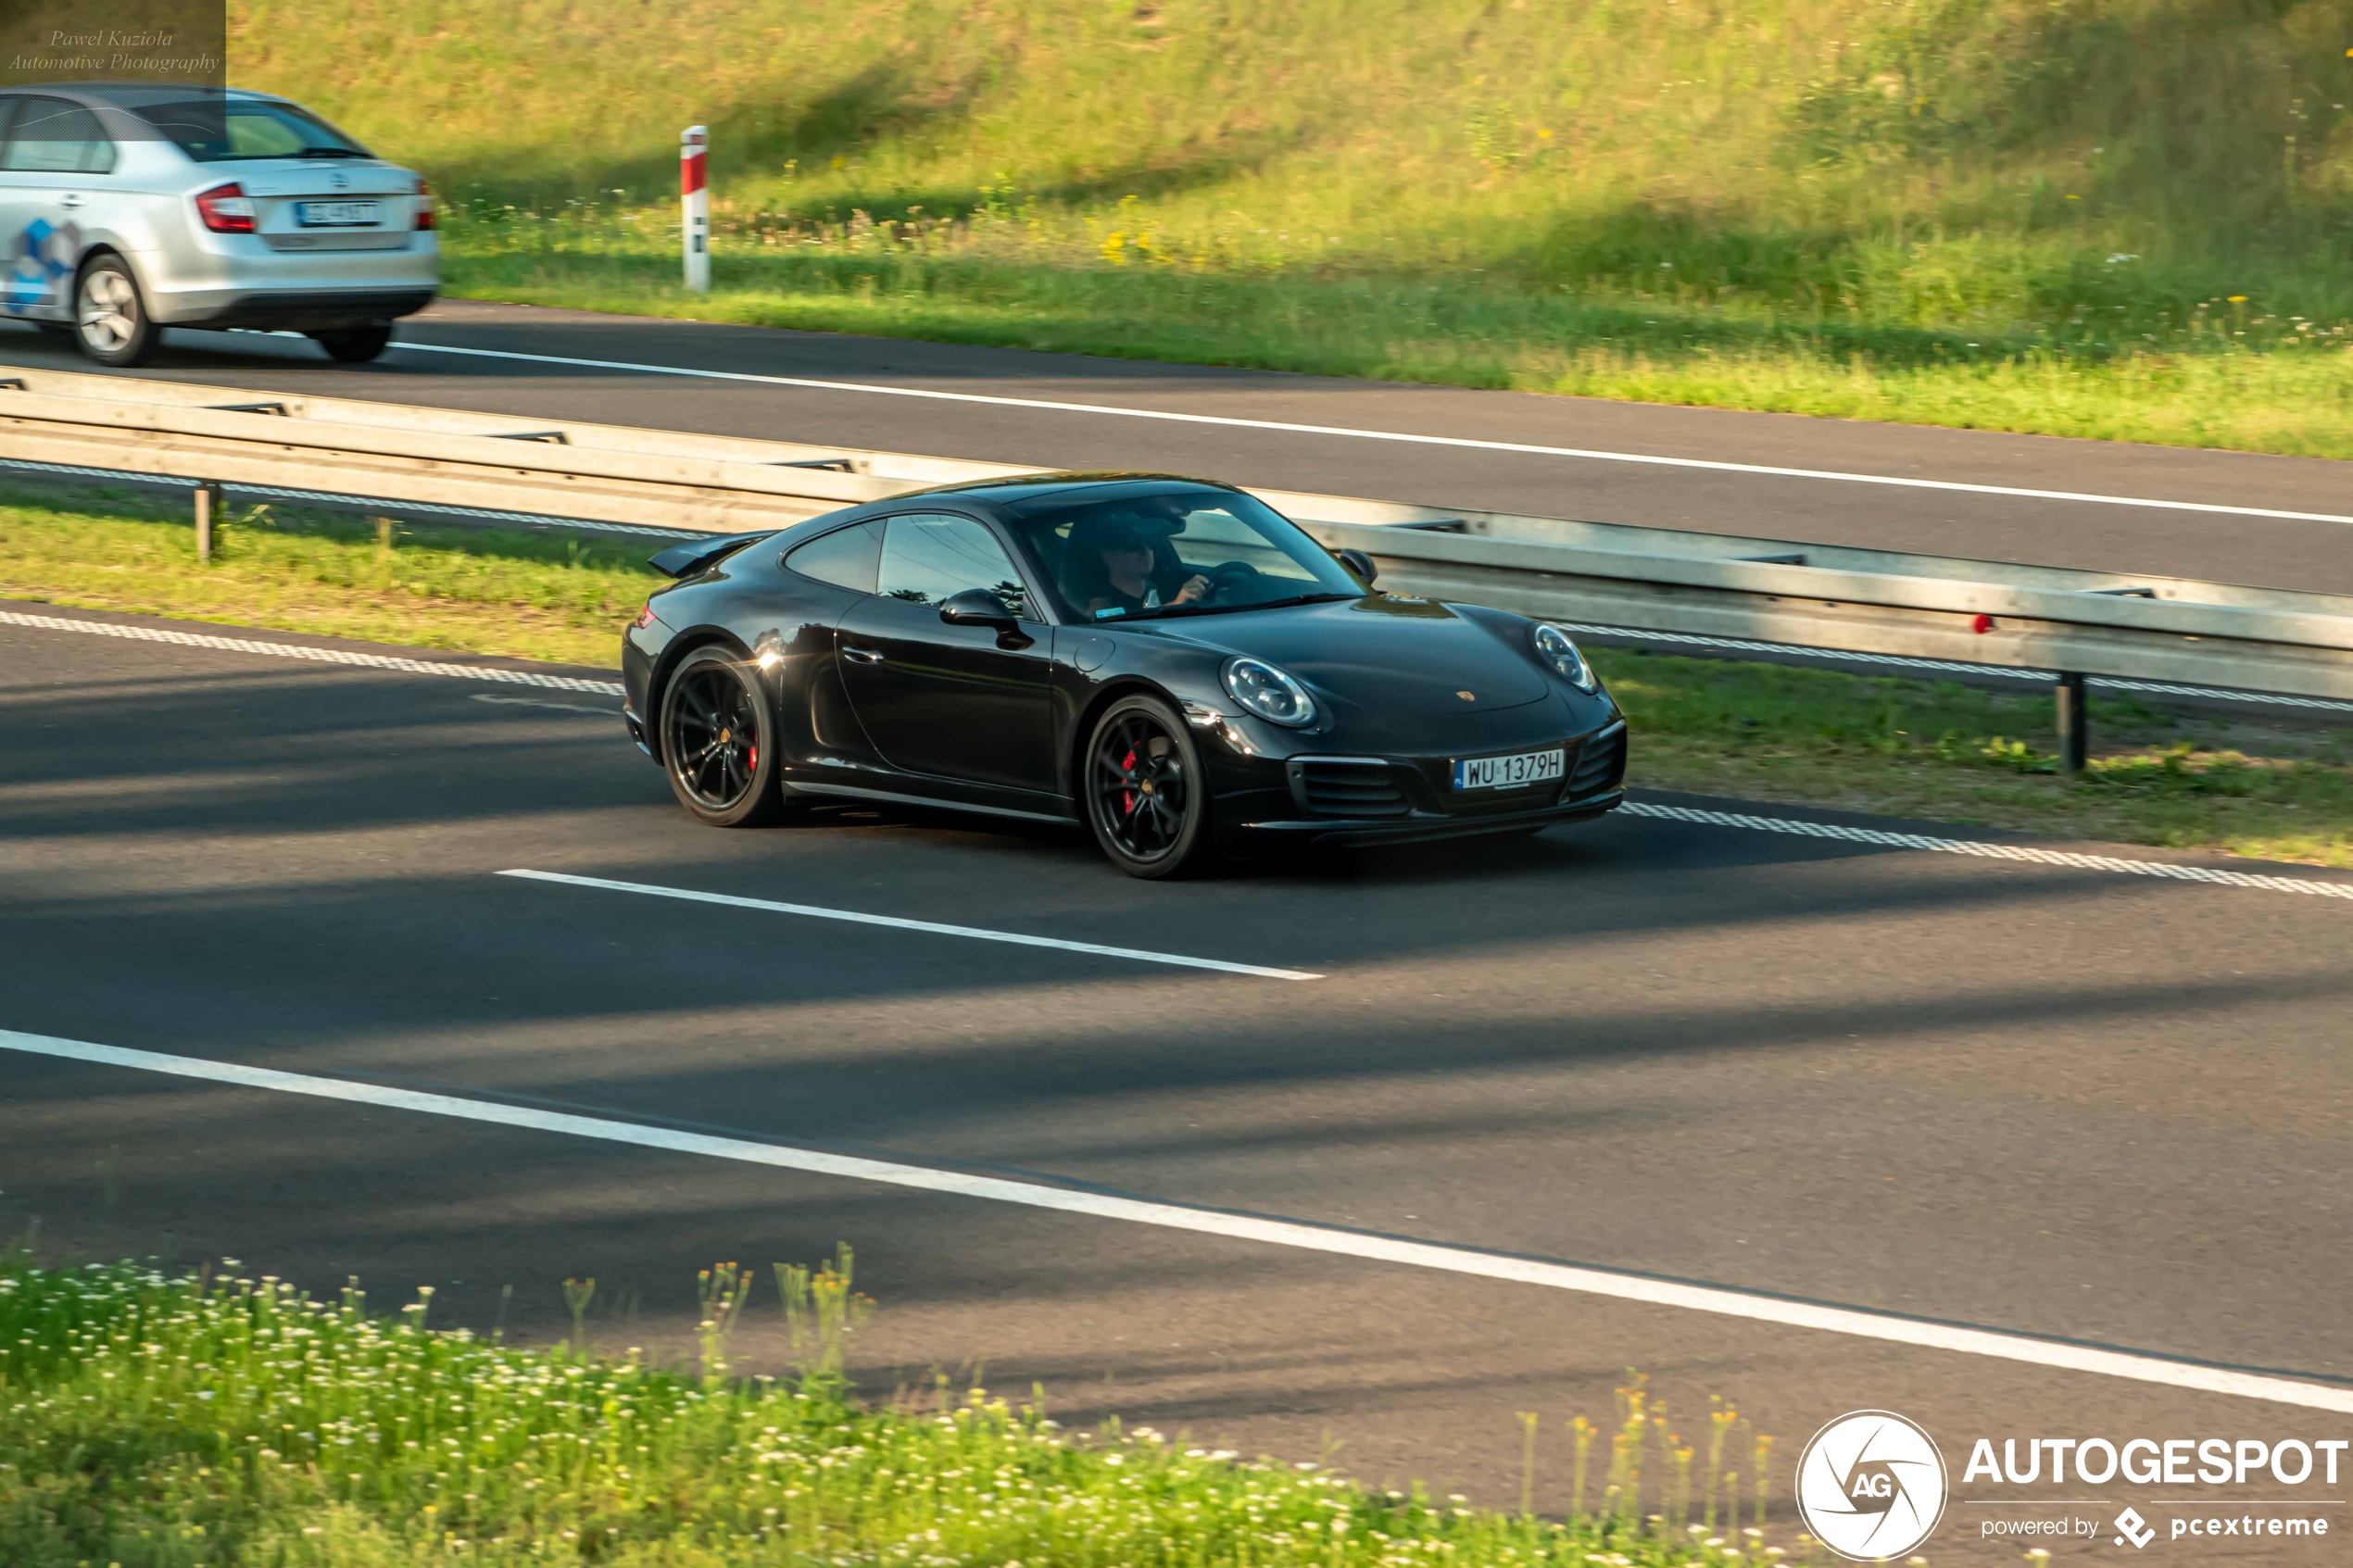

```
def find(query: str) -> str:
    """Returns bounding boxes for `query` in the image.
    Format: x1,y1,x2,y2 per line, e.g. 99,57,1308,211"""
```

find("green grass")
0,487,660,668
0,1250,1801,1567
441,235,2353,458
8,491,2353,866
238,0,2353,455
1592,648,2353,867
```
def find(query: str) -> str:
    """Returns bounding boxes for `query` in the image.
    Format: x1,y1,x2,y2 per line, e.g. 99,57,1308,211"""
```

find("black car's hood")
1145,595,1551,714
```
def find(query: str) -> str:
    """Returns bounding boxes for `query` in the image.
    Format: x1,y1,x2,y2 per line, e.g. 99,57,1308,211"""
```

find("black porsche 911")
620,472,1626,878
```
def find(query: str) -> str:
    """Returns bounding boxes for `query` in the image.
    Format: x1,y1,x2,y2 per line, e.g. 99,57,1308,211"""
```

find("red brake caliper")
1121,747,1138,816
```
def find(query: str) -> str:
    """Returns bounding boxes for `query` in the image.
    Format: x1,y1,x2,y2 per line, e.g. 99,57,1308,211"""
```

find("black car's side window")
876,513,1030,618
783,521,881,594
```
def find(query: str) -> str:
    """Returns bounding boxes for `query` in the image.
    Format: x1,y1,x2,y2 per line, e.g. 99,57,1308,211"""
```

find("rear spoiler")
646,530,778,580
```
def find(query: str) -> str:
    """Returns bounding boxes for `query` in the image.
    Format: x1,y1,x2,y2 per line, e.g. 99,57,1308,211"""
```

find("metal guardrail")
1284,511,2353,701
0,366,1036,534
6,369,2351,768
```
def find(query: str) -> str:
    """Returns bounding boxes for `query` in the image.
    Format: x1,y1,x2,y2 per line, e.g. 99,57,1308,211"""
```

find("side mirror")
1335,547,1378,587
939,588,1018,629
938,587,1033,647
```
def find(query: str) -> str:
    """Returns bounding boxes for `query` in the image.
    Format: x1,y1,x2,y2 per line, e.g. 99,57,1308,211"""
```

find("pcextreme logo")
1793,1410,1950,1562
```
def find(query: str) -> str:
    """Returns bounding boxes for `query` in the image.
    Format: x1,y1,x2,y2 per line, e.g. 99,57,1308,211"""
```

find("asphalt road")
4,301,2352,595
6,606,2353,1563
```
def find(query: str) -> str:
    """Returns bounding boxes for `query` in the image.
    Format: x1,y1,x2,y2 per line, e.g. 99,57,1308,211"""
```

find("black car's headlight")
1222,657,1317,726
1531,623,1597,693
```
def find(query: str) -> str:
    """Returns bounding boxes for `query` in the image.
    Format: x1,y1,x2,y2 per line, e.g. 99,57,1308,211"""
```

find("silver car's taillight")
194,182,255,234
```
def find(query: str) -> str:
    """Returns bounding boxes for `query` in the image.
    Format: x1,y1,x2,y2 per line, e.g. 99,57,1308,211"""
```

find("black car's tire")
1084,694,1213,879
660,646,788,828
74,257,159,367
310,323,395,363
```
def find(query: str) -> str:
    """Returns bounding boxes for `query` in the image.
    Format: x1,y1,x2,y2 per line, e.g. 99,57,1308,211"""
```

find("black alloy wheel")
660,646,787,827
1085,695,1210,879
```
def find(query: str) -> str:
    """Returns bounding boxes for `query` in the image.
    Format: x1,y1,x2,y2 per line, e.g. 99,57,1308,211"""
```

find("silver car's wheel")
75,257,159,367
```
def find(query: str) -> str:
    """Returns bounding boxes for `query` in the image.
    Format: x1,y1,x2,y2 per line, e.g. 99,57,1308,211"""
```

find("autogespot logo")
1794,1411,1950,1562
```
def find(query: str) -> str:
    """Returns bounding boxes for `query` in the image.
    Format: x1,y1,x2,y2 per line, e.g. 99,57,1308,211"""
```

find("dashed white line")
1622,801,2353,901
6,1024,2352,1412
499,868,1323,980
394,340,2353,530
472,694,614,715
0,609,625,696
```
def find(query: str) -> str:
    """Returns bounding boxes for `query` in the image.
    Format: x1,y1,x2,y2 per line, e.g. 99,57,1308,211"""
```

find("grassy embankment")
6,487,2350,865
0,1249,1799,1568
237,0,2353,456
0,488,648,667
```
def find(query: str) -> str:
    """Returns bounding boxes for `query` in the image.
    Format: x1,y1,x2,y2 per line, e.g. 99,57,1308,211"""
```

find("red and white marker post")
680,125,710,293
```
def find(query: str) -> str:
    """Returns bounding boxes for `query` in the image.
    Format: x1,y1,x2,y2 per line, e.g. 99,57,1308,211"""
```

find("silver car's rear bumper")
145,233,440,328
163,286,436,330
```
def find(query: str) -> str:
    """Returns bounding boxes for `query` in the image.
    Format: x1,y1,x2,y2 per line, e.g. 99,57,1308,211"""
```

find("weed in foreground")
0,1250,1816,1567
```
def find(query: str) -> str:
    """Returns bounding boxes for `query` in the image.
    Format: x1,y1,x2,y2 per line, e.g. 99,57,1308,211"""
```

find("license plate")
294,200,382,227
1452,747,1564,790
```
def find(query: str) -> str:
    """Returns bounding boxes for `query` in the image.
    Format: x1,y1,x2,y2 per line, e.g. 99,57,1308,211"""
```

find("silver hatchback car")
0,84,437,367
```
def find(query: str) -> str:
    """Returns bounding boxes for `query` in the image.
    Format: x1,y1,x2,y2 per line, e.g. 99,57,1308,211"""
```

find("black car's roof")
909,472,1242,511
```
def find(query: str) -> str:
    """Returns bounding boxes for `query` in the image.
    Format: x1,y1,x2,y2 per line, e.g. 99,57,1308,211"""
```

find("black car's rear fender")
641,628,753,766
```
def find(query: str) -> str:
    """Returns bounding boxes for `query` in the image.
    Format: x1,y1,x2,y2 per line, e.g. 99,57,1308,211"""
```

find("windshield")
1006,488,1363,622
131,99,371,162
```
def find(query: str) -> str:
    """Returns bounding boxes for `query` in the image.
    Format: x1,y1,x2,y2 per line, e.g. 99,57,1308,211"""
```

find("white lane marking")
0,610,625,696
6,1024,2351,1413
396,341,2353,529
498,868,1322,980
472,694,612,715
1622,801,2353,901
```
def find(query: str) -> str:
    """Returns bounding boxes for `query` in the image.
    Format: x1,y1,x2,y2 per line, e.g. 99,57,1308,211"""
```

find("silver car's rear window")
0,99,115,174
129,100,371,163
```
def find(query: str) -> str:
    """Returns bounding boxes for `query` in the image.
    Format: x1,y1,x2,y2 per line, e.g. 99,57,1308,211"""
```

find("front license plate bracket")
1451,747,1565,791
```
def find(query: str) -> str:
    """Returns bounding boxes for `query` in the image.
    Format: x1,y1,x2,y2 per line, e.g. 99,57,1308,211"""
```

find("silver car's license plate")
294,200,382,227
1452,747,1564,790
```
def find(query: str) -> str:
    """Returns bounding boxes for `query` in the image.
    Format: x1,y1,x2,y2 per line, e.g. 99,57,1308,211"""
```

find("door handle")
841,646,884,665
58,194,82,208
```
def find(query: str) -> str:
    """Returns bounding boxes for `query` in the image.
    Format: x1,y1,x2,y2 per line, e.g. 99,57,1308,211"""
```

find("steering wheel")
1200,561,1264,604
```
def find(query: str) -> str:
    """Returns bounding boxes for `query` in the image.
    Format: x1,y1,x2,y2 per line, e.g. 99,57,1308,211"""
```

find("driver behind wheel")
1070,515,1210,619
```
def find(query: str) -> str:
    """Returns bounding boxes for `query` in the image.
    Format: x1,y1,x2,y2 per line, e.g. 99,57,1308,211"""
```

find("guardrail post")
2056,671,2088,774
681,126,710,293
193,481,223,564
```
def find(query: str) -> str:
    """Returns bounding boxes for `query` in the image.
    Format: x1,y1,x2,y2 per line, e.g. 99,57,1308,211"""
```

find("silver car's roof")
0,84,289,107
